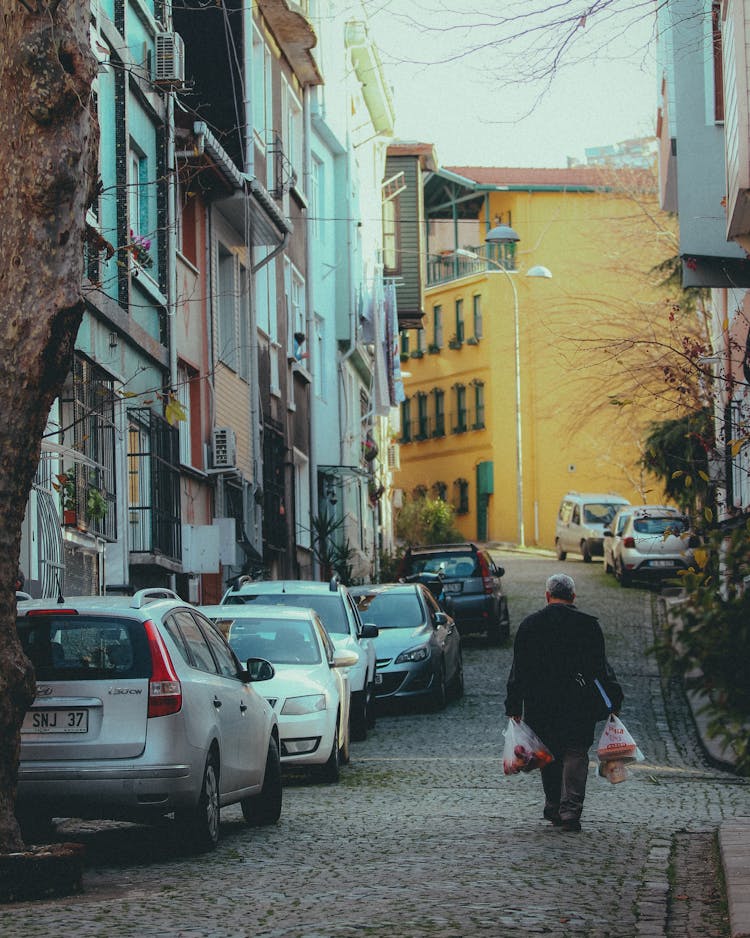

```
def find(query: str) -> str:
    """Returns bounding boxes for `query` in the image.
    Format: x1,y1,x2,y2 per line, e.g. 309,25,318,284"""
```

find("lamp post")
457,235,552,548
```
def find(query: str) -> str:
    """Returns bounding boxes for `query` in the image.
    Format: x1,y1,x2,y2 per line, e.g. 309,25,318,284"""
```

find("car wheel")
556,540,567,561
430,661,447,711
365,678,377,730
350,689,368,742
616,561,632,588
340,711,351,765
449,649,464,699
319,720,341,783
241,738,282,827
176,751,220,851
581,541,592,563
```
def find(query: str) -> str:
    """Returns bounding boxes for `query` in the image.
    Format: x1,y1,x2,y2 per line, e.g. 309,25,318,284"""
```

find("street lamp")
456,239,552,548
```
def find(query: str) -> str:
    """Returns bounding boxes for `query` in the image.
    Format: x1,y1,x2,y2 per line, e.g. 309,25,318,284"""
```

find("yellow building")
394,165,679,549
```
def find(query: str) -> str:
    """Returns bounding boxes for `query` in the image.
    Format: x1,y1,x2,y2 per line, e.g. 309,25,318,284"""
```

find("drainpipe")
338,142,357,468
303,85,319,573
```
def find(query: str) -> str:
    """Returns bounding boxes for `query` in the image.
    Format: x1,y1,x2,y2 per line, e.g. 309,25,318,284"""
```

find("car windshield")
354,591,423,628
225,593,348,635
583,503,622,525
410,553,477,577
16,614,150,680
633,517,687,536
220,617,322,665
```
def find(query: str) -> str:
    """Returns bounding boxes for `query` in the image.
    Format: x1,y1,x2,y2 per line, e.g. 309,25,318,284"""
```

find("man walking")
505,572,623,832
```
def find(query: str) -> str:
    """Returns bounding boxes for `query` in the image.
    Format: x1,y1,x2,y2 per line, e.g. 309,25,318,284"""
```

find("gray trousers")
540,746,590,821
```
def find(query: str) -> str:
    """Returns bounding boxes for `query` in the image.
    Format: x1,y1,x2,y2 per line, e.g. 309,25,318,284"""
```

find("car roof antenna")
56,575,65,605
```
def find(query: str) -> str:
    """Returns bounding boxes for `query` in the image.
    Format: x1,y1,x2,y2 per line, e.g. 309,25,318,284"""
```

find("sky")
366,2,657,169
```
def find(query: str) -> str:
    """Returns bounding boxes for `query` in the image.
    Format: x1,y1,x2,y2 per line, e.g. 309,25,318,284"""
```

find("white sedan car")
199,605,357,783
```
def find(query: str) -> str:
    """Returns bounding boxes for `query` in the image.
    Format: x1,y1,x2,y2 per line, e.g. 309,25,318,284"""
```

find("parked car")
603,506,635,574
604,506,698,587
350,582,463,709
16,589,281,850
221,578,378,741
199,604,356,783
555,492,631,562
397,543,509,644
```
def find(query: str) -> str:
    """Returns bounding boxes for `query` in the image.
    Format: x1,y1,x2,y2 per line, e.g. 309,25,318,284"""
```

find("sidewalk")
657,590,750,938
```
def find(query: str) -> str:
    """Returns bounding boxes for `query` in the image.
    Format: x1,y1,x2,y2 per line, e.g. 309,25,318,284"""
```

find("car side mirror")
245,658,275,682
434,611,449,627
495,565,505,577
332,648,360,668
603,530,612,538
361,623,379,639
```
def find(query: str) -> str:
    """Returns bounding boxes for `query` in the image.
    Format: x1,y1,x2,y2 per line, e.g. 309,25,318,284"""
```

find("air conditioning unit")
154,32,185,88
387,443,400,471
211,427,237,470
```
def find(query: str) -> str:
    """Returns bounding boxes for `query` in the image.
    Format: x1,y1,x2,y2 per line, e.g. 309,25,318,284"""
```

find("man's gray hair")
546,572,575,601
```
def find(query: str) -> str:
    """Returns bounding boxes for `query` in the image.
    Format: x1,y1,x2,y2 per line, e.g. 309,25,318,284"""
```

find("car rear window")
409,552,477,577
225,593,348,634
583,503,623,525
354,591,423,628
17,614,150,681
223,618,321,665
633,517,687,535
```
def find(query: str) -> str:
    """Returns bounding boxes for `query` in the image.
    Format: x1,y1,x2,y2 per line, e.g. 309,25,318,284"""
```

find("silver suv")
16,589,281,850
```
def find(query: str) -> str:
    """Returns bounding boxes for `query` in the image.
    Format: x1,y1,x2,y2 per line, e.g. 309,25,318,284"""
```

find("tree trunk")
0,0,98,852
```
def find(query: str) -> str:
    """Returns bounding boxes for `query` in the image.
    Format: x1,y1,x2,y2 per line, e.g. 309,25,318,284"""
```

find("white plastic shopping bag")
596,714,645,784
502,719,554,775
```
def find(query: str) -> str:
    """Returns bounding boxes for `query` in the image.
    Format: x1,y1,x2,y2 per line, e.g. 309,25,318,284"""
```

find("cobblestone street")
4,551,749,937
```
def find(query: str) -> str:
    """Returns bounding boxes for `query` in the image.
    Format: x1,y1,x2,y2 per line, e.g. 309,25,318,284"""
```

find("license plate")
443,582,462,594
649,560,674,568
22,709,88,734
374,672,383,685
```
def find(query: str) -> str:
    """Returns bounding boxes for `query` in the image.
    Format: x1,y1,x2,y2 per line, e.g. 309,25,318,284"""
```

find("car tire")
176,751,220,851
556,540,567,561
449,649,464,699
365,678,377,730
241,738,282,827
616,561,632,588
350,689,368,742
581,541,592,563
319,720,341,783
430,661,447,711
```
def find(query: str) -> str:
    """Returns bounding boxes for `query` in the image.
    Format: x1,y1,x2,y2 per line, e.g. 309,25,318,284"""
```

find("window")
432,305,443,349
433,388,445,437
295,451,311,549
454,477,469,514
383,196,399,273
400,332,409,356
314,314,326,400
252,26,273,149
453,384,467,433
176,363,196,467
455,299,464,343
172,610,217,673
238,264,250,381
311,155,324,239
472,294,483,340
128,145,149,238
472,380,485,429
415,328,426,354
416,392,429,439
282,78,303,193
285,259,305,360
218,243,237,371
197,615,240,679
400,397,412,443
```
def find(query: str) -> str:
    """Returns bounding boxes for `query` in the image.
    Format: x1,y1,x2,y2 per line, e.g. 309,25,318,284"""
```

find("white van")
555,492,631,562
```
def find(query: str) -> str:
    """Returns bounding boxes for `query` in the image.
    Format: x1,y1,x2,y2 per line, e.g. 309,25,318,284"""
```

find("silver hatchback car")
16,588,282,850
604,506,698,587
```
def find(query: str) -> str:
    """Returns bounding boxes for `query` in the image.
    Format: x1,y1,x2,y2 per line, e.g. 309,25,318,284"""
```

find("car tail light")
143,619,182,717
622,537,636,548
477,554,494,594
26,608,78,615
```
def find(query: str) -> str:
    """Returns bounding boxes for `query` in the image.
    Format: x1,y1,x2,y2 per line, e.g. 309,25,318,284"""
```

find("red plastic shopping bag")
502,719,555,775
596,714,639,762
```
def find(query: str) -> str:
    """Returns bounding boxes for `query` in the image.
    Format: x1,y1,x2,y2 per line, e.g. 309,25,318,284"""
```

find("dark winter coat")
504,602,623,752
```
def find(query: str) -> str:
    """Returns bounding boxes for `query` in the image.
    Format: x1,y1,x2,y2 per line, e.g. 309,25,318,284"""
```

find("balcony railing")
426,243,516,287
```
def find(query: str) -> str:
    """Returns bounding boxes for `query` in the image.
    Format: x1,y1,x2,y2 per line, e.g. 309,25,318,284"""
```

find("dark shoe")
559,818,582,832
543,807,562,826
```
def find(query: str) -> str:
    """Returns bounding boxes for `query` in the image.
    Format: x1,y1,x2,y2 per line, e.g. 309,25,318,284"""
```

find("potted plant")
54,469,77,526
86,485,108,523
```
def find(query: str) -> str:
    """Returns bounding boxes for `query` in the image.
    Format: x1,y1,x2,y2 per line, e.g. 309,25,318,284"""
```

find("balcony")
426,243,516,287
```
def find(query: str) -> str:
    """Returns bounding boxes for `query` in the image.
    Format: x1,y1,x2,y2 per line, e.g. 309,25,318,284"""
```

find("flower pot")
63,509,77,527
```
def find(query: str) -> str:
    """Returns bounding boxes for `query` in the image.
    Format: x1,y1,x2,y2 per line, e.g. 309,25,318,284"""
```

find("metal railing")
426,243,516,286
